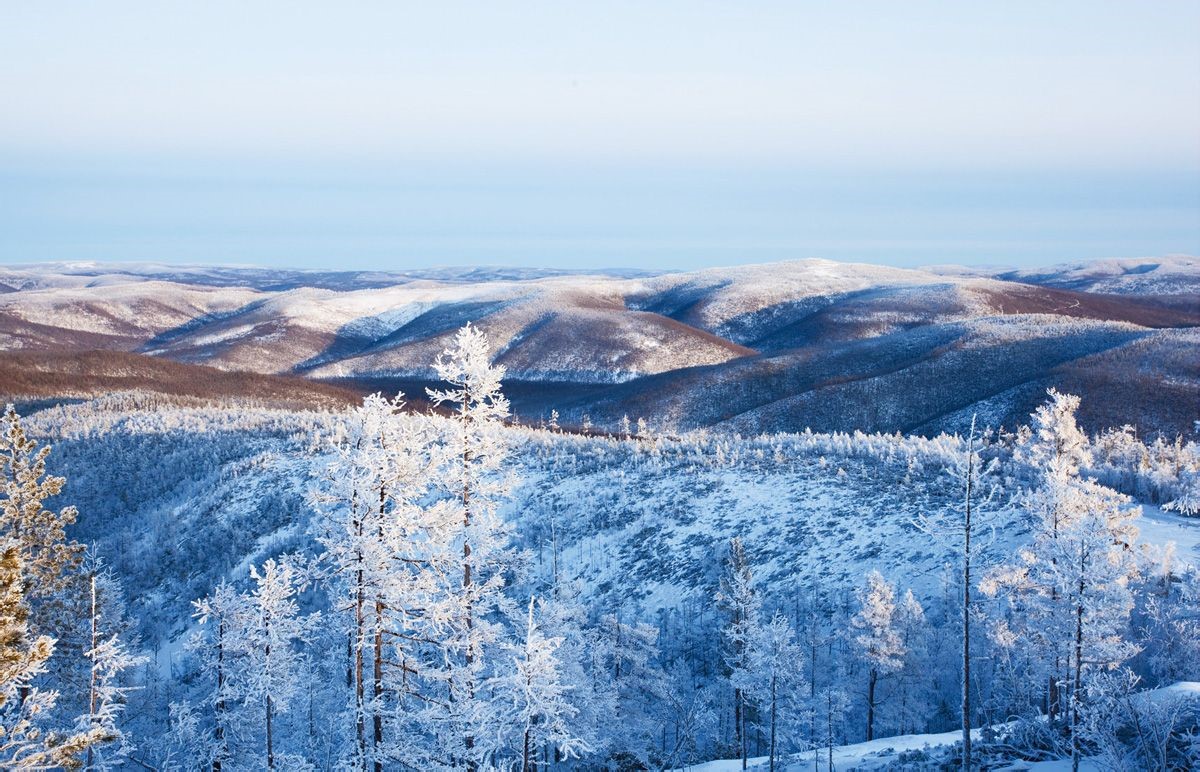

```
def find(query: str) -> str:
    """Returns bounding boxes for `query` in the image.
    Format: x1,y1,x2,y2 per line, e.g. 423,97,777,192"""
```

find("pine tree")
0,541,102,768
0,404,86,641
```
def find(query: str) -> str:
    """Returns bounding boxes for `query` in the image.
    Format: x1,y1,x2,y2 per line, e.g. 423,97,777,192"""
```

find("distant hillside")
2,256,1197,436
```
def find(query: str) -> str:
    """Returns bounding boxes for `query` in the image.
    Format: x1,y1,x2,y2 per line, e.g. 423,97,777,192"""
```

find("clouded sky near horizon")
2,1,1198,270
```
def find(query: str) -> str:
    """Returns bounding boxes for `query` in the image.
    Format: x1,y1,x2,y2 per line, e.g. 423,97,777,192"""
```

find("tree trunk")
1071,564,1085,772
266,692,275,771
87,574,98,771
374,489,386,772
374,598,384,772
962,422,974,771
867,668,878,741
769,675,777,772
461,394,477,769
214,619,226,772
356,562,366,767
734,686,744,768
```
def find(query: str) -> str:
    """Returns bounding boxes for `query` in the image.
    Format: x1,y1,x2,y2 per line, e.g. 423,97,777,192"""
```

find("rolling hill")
2,256,1196,437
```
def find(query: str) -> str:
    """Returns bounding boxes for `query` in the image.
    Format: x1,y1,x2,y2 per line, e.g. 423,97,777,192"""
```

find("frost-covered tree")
984,392,1142,770
427,323,517,766
191,580,245,770
240,558,318,771
310,392,446,770
890,589,931,736
716,537,759,768
914,414,998,769
590,612,667,767
736,612,805,772
0,541,101,768
1,405,86,641
850,570,903,741
79,570,147,771
483,597,588,770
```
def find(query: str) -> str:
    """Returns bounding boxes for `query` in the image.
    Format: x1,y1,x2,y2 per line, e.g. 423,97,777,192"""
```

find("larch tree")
191,580,245,770
983,391,1142,771
80,567,147,771
426,323,516,767
240,557,318,771
483,597,588,770
850,570,904,742
716,537,759,770
890,589,931,736
736,612,805,772
310,392,446,770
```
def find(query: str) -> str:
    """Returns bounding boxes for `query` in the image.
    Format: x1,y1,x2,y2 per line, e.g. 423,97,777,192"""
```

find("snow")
1138,505,1200,568
677,726,978,771
683,682,1200,770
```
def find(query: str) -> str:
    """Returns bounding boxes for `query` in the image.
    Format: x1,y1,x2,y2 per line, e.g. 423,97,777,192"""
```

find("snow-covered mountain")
2,256,1197,436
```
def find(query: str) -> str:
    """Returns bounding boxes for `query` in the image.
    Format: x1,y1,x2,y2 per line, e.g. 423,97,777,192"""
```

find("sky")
2,1,1198,271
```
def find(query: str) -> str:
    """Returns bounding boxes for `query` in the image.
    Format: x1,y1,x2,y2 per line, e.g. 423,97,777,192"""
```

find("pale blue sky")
2,1,1198,270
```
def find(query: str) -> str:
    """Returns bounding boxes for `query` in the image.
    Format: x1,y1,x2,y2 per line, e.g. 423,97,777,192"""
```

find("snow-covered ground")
682,683,1200,771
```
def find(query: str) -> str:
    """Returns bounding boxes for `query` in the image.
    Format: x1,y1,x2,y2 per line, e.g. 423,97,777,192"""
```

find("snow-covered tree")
913,414,998,769
590,612,666,767
850,570,904,742
984,391,1142,770
483,597,588,770
0,541,101,768
735,612,805,772
310,391,446,770
79,570,147,771
240,557,318,770
0,404,86,639
716,537,759,768
426,323,518,766
889,589,931,736
191,580,245,770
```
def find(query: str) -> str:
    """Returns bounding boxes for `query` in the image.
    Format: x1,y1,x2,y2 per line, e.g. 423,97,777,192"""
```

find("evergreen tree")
0,541,101,768
1,404,86,641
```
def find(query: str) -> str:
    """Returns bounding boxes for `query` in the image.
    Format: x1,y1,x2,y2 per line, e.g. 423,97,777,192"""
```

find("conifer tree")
1,404,86,640
484,597,588,770
310,392,445,770
0,541,101,768
191,580,244,770
983,391,1142,771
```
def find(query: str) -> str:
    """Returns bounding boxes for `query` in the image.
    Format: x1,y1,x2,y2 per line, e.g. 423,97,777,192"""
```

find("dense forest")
2,325,1198,770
